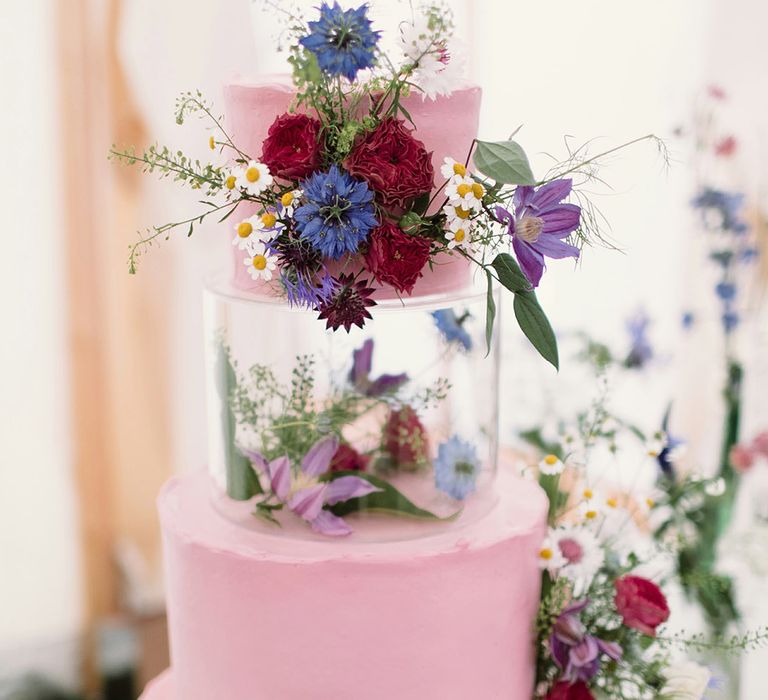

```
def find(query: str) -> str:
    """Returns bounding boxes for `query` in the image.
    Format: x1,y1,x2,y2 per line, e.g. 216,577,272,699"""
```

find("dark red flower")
383,405,429,471
330,443,370,473
545,681,595,700
715,136,737,157
363,220,432,294
345,118,434,209
317,273,376,332
261,113,323,180
614,575,670,637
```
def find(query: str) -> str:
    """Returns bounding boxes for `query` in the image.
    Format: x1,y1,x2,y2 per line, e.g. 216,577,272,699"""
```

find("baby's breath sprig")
655,627,768,654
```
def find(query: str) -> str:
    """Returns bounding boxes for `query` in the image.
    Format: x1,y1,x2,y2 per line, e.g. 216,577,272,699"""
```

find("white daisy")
236,160,273,196
538,454,564,476
252,209,282,237
537,531,567,574
445,175,485,211
440,156,468,182
221,167,242,195
444,217,472,250
443,202,474,225
243,241,278,281
552,525,604,583
279,188,302,217
232,215,261,250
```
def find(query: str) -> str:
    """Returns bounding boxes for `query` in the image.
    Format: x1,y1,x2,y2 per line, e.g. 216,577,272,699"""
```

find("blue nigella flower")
681,310,695,330
656,405,685,478
294,165,378,260
434,436,480,501
431,309,472,351
281,267,337,310
299,2,380,81
623,311,653,370
722,308,739,334
691,188,748,234
715,281,737,302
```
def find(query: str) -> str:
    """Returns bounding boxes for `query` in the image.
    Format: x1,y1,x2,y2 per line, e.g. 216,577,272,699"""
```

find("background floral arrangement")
110,0,662,368
521,382,768,699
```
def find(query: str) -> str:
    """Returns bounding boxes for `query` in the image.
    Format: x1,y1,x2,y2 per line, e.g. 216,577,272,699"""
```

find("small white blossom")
660,660,711,700
538,454,564,476
279,188,302,217
440,156,468,182
537,532,567,574
551,525,604,583
446,175,484,211
444,217,472,250
236,160,272,196
243,241,278,281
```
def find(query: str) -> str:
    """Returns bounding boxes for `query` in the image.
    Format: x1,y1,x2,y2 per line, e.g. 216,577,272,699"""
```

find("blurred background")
1,0,766,697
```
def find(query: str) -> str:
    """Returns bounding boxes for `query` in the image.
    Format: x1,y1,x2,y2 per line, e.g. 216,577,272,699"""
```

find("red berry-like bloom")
364,220,432,294
345,118,434,209
261,113,323,180
317,273,376,332
614,575,670,637
383,405,430,471
330,443,370,473
545,681,595,700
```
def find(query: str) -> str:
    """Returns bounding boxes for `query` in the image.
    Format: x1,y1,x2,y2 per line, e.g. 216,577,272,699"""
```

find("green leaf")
513,291,559,370
484,270,496,358
473,139,535,185
214,341,263,500
326,472,458,521
491,253,532,293
410,192,431,217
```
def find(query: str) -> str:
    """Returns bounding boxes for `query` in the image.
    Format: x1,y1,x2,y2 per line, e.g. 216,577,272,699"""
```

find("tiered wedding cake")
122,4,585,698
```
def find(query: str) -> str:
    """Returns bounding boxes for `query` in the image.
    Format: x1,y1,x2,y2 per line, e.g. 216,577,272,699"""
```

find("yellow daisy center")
539,547,553,561
457,183,472,197
237,222,253,238
452,162,467,177
454,228,466,243
544,454,559,466
281,192,294,207
455,206,471,220
583,488,593,500
585,509,598,520
646,497,655,508
471,183,485,199
606,497,618,509
225,175,237,190
246,166,260,183
252,254,267,270
209,135,215,150
261,212,277,228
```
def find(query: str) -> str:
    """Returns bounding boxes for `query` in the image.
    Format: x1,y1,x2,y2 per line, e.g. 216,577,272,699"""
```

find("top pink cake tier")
223,77,482,298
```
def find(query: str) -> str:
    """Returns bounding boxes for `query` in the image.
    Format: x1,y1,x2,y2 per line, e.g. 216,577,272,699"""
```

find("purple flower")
549,599,622,683
495,179,581,287
623,311,653,370
241,436,381,536
349,339,408,396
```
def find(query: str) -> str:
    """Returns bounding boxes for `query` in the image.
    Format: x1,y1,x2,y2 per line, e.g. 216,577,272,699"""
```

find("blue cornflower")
434,436,480,501
431,309,472,351
299,2,380,81
681,311,695,330
691,187,748,234
294,165,378,259
715,281,737,301
282,267,337,309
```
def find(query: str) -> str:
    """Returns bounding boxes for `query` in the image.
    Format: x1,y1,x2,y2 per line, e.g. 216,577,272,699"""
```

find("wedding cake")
118,3,595,698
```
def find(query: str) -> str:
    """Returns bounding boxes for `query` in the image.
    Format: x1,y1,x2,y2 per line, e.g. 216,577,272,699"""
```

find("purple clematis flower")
495,179,581,287
241,436,381,536
349,339,408,397
549,599,622,683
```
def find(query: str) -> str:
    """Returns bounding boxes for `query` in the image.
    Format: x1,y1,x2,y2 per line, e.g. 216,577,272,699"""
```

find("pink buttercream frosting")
143,468,546,700
223,77,482,299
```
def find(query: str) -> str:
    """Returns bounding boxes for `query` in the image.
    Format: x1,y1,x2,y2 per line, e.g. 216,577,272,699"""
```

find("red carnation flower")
545,681,595,700
345,118,434,209
383,406,429,471
614,575,670,637
330,443,370,473
261,113,323,180
364,220,432,294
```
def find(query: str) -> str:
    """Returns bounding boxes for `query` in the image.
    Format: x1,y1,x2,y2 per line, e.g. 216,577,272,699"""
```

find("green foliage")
326,471,455,521
514,291,559,370
484,270,496,357
491,252,532,292
214,340,262,500
473,139,536,185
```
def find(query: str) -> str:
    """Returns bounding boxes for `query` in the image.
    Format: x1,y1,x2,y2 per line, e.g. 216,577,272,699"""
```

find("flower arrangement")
110,0,662,368
523,384,768,699
214,328,490,536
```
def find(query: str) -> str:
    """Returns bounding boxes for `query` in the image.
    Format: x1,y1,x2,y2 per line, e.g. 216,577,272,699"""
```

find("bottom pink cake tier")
145,469,547,700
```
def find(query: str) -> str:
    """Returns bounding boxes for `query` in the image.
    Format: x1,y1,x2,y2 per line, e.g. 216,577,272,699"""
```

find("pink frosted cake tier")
223,77,482,299
142,468,546,700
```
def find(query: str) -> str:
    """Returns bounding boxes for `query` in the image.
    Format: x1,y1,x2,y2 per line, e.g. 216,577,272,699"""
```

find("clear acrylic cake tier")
204,275,501,541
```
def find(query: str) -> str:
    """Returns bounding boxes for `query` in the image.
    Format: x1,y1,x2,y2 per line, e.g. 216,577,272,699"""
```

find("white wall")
0,0,82,688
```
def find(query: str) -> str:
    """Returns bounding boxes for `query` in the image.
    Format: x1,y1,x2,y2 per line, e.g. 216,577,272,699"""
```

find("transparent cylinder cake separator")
203,276,501,541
